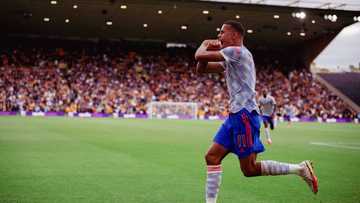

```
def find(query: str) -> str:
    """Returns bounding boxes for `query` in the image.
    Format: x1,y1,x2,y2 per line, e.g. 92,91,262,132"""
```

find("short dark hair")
223,20,245,36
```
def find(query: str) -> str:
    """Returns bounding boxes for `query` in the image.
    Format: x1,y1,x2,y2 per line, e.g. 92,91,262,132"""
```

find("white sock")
206,165,222,203
261,160,302,175
264,127,271,140
289,163,303,175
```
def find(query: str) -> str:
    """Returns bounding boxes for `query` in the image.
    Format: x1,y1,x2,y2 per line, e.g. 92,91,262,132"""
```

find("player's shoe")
299,160,318,194
266,138,272,145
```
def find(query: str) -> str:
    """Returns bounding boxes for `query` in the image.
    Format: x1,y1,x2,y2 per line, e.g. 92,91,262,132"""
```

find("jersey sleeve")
220,46,241,63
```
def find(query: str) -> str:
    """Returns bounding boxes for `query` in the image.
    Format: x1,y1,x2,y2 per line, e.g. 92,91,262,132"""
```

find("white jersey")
259,95,276,116
220,46,259,114
284,104,294,116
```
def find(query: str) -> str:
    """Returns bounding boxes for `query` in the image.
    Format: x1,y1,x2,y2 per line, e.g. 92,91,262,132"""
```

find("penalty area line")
310,142,360,150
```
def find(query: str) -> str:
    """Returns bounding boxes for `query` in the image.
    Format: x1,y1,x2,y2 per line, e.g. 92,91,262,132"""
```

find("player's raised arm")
194,40,225,73
195,40,224,62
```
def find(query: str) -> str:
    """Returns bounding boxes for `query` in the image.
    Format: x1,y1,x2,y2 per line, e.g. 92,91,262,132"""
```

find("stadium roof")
202,0,360,11
1,0,360,48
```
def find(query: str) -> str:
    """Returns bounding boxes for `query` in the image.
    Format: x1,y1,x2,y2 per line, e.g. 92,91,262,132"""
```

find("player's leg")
205,143,229,203
238,153,318,194
205,118,232,203
286,115,292,126
284,114,290,126
263,117,272,144
239,153,261,176
238,111,318,194
205,142,230,165
238,153,303,177
269,117,274,130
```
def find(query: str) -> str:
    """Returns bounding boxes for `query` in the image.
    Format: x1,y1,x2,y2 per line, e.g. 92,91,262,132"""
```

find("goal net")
147,101,198,120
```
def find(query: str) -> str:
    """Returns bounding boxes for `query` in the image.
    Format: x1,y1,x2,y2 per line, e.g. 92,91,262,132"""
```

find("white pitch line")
310,142,360,150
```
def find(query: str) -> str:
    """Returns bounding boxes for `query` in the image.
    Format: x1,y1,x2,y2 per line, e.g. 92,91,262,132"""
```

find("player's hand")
202,39,221,51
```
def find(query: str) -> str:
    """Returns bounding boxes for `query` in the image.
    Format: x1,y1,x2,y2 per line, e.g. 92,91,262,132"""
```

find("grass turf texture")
0,117,359,203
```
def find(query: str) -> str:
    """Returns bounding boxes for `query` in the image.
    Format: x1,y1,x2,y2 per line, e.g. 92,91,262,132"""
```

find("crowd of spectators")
0,44,356,119
257,68,354,119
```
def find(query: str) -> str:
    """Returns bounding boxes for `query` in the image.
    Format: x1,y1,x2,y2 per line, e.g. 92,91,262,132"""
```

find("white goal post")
147,101,198,120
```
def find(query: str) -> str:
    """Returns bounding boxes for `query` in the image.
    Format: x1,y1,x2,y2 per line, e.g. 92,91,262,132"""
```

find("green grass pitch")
0,117,359,203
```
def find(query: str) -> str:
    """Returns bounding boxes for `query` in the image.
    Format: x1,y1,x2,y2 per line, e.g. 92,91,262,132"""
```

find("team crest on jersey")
234,47,241,56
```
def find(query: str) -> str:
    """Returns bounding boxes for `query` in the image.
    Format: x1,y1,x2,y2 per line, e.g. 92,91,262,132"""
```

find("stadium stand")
317,73,360,107
0,40,357,120
0,0,359,122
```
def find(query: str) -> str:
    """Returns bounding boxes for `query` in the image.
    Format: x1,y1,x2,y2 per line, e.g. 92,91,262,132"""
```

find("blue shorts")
284,115,291,121
261,115,274,129
214,108,265,159
261,115,270,123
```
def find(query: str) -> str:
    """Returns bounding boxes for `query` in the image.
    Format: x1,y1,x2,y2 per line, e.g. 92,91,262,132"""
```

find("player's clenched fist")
202,39,222,51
